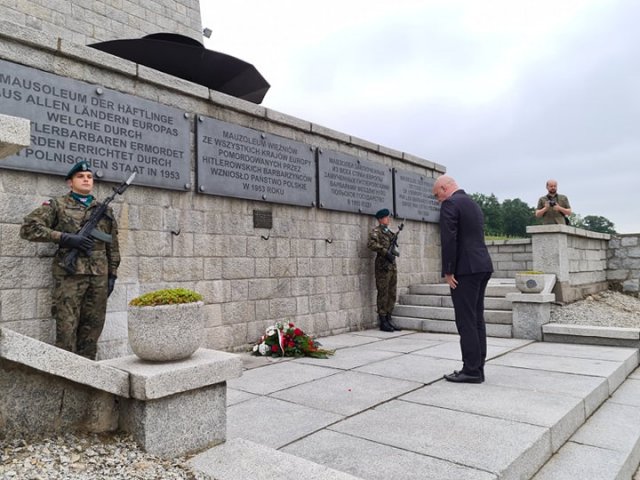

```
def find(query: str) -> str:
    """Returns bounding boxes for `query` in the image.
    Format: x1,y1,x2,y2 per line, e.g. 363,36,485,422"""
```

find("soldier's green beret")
65,161,92,180
375,208,390,219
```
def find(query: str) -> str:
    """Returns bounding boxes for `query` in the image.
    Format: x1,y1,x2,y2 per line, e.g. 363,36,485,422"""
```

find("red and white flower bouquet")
252,322,334,358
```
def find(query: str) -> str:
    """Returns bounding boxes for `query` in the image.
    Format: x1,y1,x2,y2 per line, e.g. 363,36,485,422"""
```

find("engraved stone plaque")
196,116,316,206
0,59,191,190
394,169,439,222
318,149,393,215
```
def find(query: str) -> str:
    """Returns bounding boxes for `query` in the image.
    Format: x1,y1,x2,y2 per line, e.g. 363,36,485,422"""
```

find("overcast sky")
201,0,639,233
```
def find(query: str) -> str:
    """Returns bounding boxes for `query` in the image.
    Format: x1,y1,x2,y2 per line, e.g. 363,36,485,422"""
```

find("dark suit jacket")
439,189,494,276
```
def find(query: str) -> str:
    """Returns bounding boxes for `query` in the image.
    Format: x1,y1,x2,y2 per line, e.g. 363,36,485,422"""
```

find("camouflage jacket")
20,193,120,276
367,224,397,270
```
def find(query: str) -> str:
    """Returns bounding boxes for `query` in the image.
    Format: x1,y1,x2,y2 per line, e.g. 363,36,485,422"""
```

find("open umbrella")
89,33,270,104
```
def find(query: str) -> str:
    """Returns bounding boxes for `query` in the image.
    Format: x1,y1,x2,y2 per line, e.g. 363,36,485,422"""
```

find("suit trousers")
450,271,492,377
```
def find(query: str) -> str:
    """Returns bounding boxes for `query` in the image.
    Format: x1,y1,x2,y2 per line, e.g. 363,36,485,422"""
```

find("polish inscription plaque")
196,116,316,206
318,149,392,215
0,59,190,190
394,169,439,222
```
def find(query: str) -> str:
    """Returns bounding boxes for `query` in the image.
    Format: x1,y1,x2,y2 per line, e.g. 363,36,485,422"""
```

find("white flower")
266,328,276,337
252,344,259,352
258,342,269,355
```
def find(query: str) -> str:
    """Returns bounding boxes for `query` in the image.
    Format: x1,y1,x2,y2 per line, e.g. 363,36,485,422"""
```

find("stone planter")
515,272,545,294
128,301,204,361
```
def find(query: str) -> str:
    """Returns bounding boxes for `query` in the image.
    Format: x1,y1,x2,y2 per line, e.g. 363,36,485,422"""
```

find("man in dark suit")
432,175,493,383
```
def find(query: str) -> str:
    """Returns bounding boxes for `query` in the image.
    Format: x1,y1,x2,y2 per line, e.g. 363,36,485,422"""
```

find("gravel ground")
2,291,639,479
550,290,640,328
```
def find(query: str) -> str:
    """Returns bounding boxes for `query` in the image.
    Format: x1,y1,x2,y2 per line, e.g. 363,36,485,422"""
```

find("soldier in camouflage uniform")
20,161,120,360
367,208,401,332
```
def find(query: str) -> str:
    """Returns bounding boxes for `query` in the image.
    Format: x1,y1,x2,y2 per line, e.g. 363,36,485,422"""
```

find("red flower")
294,328,303,336
271,344,279,352
288,341,295,348
289,323,295,327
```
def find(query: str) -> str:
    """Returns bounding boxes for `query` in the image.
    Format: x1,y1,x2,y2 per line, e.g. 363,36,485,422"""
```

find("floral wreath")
252,322,334,358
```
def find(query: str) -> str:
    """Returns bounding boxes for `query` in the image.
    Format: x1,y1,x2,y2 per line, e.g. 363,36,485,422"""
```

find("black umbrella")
89,33,270,104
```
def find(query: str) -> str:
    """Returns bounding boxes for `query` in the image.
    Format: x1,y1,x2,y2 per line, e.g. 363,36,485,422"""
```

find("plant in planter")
515,271,546,294
128,288,204,362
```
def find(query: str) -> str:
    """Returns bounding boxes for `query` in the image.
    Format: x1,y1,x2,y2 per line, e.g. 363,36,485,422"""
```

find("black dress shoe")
444,371,483,383
454,369,485,382
386,315,402,331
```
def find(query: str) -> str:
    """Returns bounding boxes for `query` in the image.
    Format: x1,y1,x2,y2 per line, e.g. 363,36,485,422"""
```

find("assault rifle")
385,220,405,264
62,172,136,275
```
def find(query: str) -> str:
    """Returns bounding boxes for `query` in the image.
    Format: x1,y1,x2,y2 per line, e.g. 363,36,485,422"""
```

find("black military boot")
386,314,402,331
379,314,394,332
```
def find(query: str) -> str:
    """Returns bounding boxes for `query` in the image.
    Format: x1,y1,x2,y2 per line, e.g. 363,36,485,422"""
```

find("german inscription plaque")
196,116,316,206
318,150,392,215
0,59,190,190
394,169,439,222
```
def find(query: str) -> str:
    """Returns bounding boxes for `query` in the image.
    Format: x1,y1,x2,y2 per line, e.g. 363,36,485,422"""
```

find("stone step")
213,333,638,480
409,282,518,297
543,323,640,349
532,367,640,479
391,314,513,338
393,304,513,324
399,293,513,311
188,438,363,480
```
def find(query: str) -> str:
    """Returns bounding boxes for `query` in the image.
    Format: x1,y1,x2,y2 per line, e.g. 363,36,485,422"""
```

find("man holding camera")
535,179,572,225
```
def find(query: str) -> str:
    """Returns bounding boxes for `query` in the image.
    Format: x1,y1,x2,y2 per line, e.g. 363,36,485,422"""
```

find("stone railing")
485,239,533,277
527,225,610,303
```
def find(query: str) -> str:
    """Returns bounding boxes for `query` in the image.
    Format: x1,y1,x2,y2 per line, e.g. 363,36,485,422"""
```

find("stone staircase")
392,278,518,337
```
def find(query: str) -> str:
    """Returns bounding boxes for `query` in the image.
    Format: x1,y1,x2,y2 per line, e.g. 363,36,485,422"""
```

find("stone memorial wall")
0,19,445,358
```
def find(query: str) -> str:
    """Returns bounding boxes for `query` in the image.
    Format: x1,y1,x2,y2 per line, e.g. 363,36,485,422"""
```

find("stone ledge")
188,438,364,480
0,327,129,397
507,292,556,303
0,113,30,159
543,323,640,340
102,348,243,400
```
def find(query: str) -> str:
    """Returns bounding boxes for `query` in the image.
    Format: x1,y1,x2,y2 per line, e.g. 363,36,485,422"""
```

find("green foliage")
471,193,533,238
129,288,203,307
582,215,616,234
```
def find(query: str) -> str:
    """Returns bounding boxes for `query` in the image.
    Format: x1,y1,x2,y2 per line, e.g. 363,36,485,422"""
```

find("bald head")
546,179,558,195
432,175,459,203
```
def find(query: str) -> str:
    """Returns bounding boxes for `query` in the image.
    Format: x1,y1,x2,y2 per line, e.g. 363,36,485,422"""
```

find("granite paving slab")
189,438,363,480
401,381,585,451
228,361,339,395
570,402,640,454
271,370,421,416
330,400,551,480
411,341,518,361
359,335,443,353
227,388,257,406
313,332,382,350
609,378,640,407
293,344,403,370
283,429,497,480
518,341,639,363
354,354,460,384
482,364,609,417
490,352,629,393
532,442,629,480
227,396,343,449
629,366,640,380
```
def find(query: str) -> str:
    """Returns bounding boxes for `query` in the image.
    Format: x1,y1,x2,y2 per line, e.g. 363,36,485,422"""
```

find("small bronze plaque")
253,210,273,229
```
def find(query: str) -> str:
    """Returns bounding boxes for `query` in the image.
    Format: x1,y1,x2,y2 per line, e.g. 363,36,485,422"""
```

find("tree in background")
470,193,502,236
469,193,616,236
502,198,534,237
582,215,616,234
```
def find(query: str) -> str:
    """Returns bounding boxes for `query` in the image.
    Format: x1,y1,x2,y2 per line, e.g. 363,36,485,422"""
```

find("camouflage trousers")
374,265,397,316
51,274,108,360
